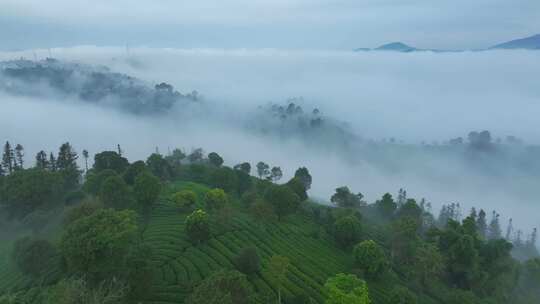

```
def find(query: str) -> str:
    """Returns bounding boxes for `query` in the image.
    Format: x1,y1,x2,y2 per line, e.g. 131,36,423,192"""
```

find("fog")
1,47,540,238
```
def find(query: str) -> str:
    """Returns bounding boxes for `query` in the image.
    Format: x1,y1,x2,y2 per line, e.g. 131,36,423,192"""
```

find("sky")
1,0,539,50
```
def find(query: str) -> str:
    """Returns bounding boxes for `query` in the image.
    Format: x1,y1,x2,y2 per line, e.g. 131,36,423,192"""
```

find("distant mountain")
355,33,540,52
491,34,540,50
375,42,417,52
354,42,417,53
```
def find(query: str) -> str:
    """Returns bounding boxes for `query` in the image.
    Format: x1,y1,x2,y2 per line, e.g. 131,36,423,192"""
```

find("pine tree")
117,144,123,156
49,152,57,171
82,149,89,172
14,144,24,170
57,142,78,171
487,211,501,240
528,228,537,248
515,230,523,246
470,208,477,221
2,141,14,174
505,218,513,240
0,163,4,176
35,150,49,169
477,209,487,239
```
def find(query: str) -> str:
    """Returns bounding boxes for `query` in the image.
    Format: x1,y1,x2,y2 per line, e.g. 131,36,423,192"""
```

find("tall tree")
82,149,89,172
256,162,270,179
14,144,24,170
48,152,57,171
57,142,80,189
477,209,487,239
270,166,283,182
208,152,224,167
488,211,502,240
2,141,14,174
294,167,312,190
35,150,48,169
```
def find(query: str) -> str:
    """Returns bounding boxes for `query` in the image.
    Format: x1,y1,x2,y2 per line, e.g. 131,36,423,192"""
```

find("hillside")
0,144,538,304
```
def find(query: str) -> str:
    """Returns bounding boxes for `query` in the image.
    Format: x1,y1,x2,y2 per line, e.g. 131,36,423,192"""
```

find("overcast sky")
1,0,539,50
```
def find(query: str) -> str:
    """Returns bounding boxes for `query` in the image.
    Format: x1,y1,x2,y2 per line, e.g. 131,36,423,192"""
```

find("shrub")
205,188,229,210
171,190,197,209
235,247,261,275
353,240,388,279
324,273,370,304
334,215,362,248
185,209,210,244
12,237,57,277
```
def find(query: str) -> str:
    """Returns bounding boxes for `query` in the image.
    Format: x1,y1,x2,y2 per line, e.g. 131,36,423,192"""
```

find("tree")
35,150,49,170
1,168,63,219
12,237,57,277
171,190,197,209
256,161,270,179
270,166,283,182
60,208,138,282
334,215,362,248
264,184,301,220
388,286,417,304
235,247,261,275
205,188,229,210
353,240,388,279
123,160,148,185
268,255,290,304
49,152,57,171
187,148,204,163
331,187,364,208
209,167,239,193
187,270,257,304
146,153,173,180
447,234,480,289
208,152,224,167
2,141,14,174
165,148,186,168
234,162,251,174
185,209,210,243
477,209,487,239
324,273,371,304
14,144,24,170
83,169,118,195
134,172,161,217
487,211,502,240
396,199,422,225
249,199,277,223
93,151,128,174
100,175,134,210
375,193,397,218
413,243,444,286
82,149,89,172
391,217,420,266
56,142,80,189
286,177,308,201
63,198,103,227
294,167,312,190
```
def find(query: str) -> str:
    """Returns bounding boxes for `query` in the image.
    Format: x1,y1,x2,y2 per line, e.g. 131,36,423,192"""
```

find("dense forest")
0,140,538,304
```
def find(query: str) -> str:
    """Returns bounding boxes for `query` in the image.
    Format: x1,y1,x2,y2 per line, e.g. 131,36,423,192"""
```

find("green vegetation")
0,143,538,304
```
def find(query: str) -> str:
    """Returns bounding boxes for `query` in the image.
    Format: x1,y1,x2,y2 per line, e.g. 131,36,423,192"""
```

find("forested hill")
0,142,538,304
0,58,199,114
